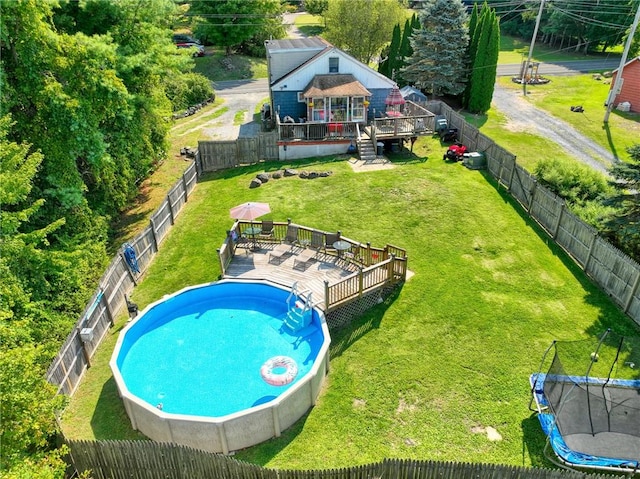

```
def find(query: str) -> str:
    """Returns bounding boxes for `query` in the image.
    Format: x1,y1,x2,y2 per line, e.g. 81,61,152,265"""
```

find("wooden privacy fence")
196,131,279,174
45,163,198,396
429,100,640,327
67,440,612,479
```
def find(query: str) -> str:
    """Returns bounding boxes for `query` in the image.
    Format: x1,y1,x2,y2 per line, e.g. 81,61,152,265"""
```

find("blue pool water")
115,282,324,417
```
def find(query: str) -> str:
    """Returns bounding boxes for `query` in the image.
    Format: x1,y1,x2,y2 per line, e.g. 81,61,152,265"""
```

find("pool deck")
223,243,359,310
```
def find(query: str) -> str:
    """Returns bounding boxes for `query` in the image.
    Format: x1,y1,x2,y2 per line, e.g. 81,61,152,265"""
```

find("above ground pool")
110,279,330,454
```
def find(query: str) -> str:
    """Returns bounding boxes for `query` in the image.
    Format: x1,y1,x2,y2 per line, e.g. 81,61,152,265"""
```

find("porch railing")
218,219,407,311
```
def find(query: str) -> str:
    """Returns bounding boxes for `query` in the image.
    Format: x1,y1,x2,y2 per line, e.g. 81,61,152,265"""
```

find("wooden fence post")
167,194,175,225
624,270,640,313
552,203,565,239
101,287,115,327
507,158,516,191
182,172,189,201
149,218,159,253
359,266,364,298
324,280,330,311
387,254,395,283
584,232,598,272
527,180,537,212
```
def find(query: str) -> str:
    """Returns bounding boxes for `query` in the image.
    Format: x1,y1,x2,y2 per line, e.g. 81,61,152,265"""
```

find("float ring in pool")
260,356,298,386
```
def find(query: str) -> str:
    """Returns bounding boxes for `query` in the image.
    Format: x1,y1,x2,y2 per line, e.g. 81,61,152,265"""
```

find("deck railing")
218,219,407,311
276,114,359,141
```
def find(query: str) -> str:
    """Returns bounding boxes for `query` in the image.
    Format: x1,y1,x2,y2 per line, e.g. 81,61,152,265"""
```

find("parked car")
176,42,205,57
172,34,200,45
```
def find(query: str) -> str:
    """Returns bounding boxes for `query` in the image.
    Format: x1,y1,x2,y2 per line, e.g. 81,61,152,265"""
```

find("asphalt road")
497,58,622,76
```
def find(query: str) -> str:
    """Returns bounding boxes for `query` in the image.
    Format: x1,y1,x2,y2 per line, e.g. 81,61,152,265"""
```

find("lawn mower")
443,142,467,161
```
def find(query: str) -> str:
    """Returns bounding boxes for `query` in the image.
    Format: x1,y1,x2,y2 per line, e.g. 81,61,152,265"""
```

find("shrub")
534,157,611,207
164,73,214,112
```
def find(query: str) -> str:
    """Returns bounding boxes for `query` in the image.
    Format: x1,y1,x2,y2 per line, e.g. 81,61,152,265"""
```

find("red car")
176,42,205,57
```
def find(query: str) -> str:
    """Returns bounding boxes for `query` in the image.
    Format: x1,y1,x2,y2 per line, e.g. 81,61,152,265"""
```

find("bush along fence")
45,163,198,396
428,100,640,328
66,440,614,479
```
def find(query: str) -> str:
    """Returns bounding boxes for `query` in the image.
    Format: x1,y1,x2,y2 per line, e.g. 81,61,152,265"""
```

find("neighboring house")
264,37,434,160
609,56,640,113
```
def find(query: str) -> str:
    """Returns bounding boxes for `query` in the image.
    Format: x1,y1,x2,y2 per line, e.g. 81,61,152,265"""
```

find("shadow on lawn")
329,286,401,360
198,157,346,183
91,377,147,440
481,170,638,339
521,414,554,469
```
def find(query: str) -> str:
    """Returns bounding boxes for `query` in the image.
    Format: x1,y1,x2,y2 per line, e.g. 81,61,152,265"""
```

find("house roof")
302,74,371,98
612,56,640,74
400,85,427,101
265,37,330,54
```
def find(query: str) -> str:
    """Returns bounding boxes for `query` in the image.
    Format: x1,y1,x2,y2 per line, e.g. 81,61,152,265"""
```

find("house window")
352,97,365,121
297,92,305,102
329,57,339,73
311,98,326,122
329,97,348,121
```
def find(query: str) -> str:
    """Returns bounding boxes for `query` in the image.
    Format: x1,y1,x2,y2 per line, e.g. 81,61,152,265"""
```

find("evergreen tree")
395,16,416,87
602,144,640,258
467,6,499,113
401,0,469,97
462,2,480,107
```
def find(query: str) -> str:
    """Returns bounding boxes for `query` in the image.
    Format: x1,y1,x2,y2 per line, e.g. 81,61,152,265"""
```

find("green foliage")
190,0,284,56
402,0,469,96
0,344,67,474
601,144,640,259
466,5,500,113
305,0,329,16
323,0,405,64
164,72,214,112
378,24,401,79
534,157,611,207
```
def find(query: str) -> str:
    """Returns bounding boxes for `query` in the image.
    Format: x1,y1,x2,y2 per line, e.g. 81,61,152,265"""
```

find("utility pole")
523,0,546,96
604,1,640,122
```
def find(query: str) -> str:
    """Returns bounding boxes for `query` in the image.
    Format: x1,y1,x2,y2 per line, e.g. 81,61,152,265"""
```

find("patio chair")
228,229,250,255
258,220,275,243
293,248,317,271
268,244,293,265
324,232,340,254
284,224,299,245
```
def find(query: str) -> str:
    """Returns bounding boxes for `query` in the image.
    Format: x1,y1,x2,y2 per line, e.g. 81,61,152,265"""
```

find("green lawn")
62,138,639,471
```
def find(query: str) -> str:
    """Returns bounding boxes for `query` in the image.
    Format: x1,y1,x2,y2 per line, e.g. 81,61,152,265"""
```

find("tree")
394,14,418,87
190,0,284,56
466,4,500,113
378,24,401,79
305,0,329,16
402,0,469,97
323,0,405,64
601,144,640,259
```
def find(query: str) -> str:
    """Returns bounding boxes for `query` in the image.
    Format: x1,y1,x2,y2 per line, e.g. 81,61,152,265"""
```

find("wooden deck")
223,243,360,310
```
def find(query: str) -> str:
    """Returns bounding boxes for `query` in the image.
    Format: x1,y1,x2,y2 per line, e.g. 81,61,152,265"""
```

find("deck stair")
284,282,313,332
358,131,377,162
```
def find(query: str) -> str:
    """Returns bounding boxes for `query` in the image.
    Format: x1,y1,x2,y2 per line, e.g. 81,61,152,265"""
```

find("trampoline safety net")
542,330,640,461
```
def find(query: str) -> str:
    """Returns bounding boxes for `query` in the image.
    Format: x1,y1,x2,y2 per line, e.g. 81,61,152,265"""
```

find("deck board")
223,244,359,310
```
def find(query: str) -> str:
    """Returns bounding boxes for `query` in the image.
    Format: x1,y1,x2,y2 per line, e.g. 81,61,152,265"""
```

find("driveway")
491,84,618,174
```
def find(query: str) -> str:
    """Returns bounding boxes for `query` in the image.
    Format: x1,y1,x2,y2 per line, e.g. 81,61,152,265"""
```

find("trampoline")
529,330,640,474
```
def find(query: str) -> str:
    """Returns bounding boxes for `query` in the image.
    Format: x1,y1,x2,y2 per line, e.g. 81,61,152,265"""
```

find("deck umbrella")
230,202,271,248
385,86,405,116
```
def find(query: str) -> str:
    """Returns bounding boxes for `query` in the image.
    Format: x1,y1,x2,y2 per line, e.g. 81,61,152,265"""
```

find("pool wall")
110,279,330,454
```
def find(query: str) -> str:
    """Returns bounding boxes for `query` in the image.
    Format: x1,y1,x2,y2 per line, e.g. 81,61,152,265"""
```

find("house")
265,37,435,160
266,37,396,124
608,56,640,113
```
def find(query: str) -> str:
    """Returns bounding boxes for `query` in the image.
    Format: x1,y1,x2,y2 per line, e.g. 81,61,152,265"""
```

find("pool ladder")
284,282,312,332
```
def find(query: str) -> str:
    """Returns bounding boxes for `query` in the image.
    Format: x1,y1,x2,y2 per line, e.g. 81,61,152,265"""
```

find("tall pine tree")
467,4,500,113
402,0,469,97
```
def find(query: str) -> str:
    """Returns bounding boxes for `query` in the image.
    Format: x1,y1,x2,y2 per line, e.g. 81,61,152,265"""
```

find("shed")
400,85,427,104
609,56,640,113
